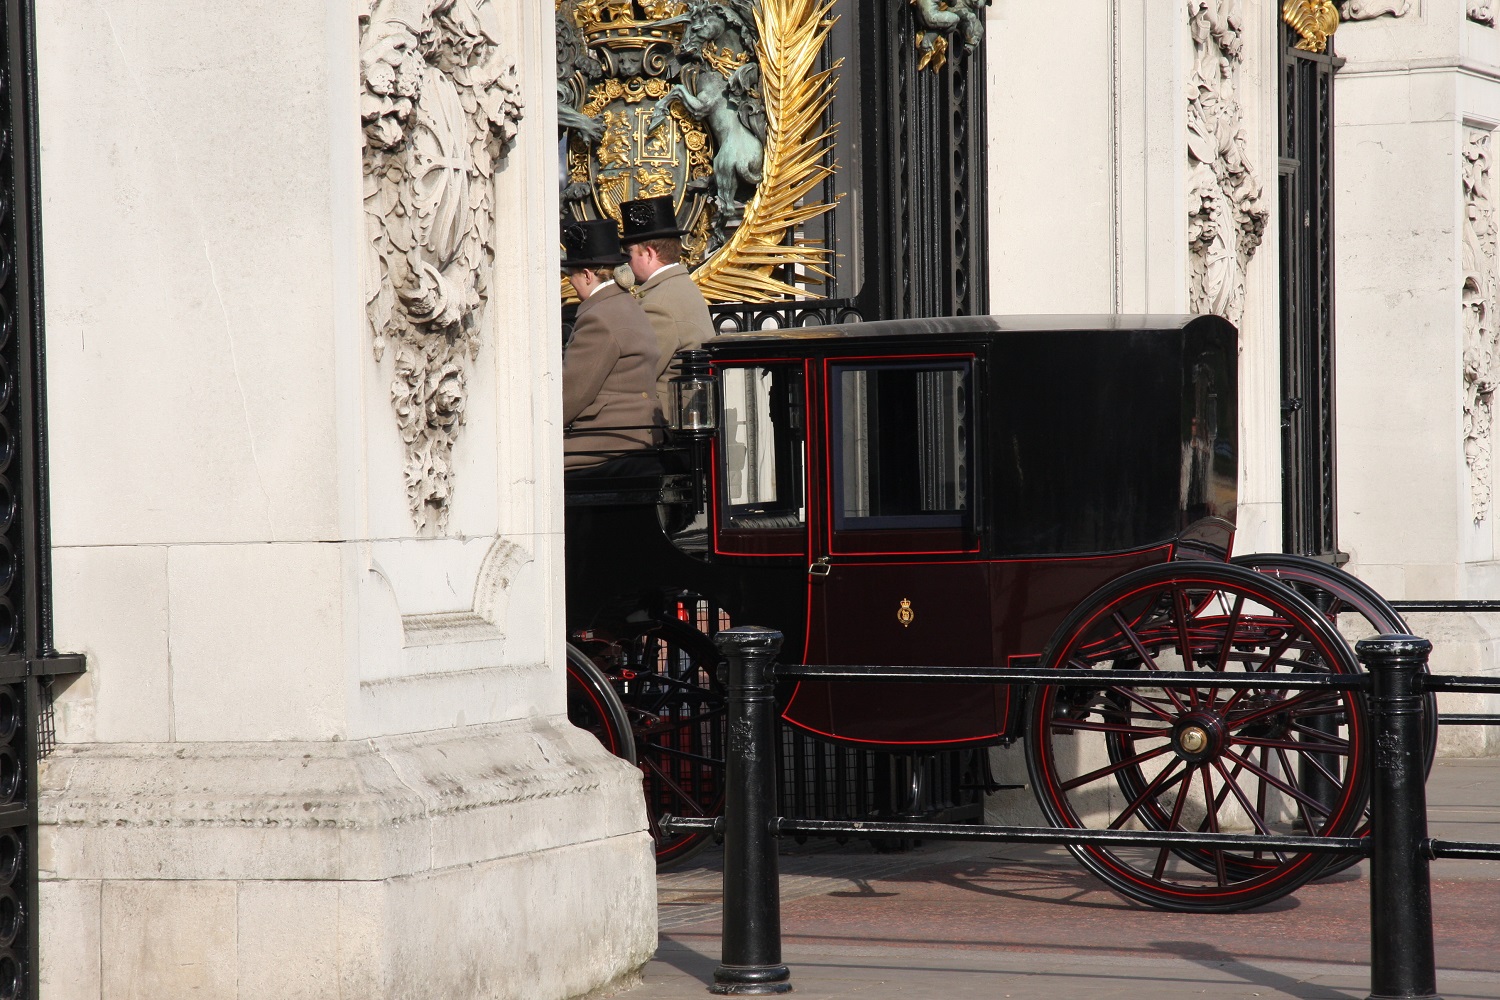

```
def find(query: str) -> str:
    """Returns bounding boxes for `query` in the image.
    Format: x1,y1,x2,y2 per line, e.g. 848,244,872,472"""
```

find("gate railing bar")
1426,839,1500,860
662,815,1366,854
1392,601,1500,613
692,629,1451,1000
1420,674,1500,693
775,663,1364,689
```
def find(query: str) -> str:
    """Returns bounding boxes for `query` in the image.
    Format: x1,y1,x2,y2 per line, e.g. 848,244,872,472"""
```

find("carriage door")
790,356,1000,745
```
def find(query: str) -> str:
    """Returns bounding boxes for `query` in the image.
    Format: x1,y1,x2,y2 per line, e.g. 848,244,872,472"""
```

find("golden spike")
692,0,843,304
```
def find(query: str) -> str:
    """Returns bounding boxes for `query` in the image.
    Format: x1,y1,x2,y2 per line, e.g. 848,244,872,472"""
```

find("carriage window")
720,365,805,529
833,363,971,529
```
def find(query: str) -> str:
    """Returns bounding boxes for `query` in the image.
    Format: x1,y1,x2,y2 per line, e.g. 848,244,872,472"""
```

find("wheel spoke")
1171,588,1202,708
645,742,724,768
1153,767,1196,879
1233,734,1348,756
1097,683,1179,724
1206,595,1246,707
1113,611,1189,713
1221,745,1337,819
1199,767,1229,886
1287,720,1351,749
1210,758,1285,855
1227,689,1334,733
1107,758,1187,830
641,755,714,817
1220,629,1300,714
1048,717,1170,738
1061,743,1173,792
634,707,724,737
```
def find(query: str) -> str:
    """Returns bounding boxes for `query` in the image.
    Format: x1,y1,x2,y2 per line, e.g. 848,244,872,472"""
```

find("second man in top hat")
618,196,715,412
559,218,663,474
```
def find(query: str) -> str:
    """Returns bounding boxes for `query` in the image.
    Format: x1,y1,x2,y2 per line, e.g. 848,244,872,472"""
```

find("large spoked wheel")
1234,553,1437,877
566,643,636,764
569,616,726,868
1025,562,1370,913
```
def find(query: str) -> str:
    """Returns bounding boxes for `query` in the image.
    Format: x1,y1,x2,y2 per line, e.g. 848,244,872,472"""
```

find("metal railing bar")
775,664,1365,690
1391,601,1500,613
1421,674,1500,693
662,814,1366,854
1436,715,1500,725
1426,839,1500,860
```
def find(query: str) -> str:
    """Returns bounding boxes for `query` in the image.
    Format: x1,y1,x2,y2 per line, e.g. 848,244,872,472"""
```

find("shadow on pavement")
1151,940,1357,999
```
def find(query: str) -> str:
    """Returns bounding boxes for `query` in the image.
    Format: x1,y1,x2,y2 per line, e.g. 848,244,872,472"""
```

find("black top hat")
618,196,688,246
561,219,628,269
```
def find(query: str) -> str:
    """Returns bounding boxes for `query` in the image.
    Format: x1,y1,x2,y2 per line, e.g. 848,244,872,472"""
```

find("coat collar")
640,262,688,292
577,282,627,314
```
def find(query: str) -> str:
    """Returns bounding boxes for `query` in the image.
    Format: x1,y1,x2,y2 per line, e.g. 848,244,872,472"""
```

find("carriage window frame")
712,361,808,557
827,358,976,536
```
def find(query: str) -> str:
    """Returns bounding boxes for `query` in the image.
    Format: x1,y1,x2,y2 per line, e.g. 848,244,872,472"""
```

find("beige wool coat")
562,283,663,470
638,263,715,410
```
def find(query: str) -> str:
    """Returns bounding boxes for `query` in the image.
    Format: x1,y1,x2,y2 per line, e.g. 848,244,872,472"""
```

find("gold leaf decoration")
692,0,841,304
1282,0,1340,53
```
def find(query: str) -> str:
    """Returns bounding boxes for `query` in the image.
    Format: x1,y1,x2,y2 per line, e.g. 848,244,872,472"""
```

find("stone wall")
1336,1,1500,753
33,1,655,996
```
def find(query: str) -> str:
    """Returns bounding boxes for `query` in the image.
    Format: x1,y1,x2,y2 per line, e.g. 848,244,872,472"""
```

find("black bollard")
711,627,791,996
1358,635,1441,1000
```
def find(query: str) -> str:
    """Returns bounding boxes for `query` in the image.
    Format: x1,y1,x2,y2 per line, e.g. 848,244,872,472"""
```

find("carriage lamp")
670,349,717,436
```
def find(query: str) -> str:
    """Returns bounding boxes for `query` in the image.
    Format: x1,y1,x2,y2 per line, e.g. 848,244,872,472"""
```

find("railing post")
711,626,791,996
1358,635,1441,1000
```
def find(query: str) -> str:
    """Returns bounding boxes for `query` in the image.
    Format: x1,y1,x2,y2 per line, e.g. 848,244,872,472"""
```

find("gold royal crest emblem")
556,0,840,303
897,598,915,629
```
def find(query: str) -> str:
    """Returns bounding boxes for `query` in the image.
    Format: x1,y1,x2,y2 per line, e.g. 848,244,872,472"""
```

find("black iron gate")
0,2,85,996
1279,24,1341,559
710,0,989,331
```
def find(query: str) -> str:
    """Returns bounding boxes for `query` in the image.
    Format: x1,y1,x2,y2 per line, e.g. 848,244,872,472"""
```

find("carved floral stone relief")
360,0,524,531
1463,127,1499,523
1186,0,1268,327
1340,0,1410,19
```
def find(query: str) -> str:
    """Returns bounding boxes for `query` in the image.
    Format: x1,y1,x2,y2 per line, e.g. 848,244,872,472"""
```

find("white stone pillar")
1336,0,1500,753
32,1,655,996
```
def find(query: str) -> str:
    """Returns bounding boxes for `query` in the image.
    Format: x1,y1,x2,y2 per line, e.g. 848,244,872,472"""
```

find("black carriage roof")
709,313,1232,352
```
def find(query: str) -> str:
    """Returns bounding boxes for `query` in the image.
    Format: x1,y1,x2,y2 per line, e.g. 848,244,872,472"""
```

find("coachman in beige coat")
619,197,715,410
560,220,663,471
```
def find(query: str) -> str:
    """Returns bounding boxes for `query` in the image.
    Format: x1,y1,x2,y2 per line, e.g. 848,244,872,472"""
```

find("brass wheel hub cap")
1178,726,1209,754
1172,714,1226,763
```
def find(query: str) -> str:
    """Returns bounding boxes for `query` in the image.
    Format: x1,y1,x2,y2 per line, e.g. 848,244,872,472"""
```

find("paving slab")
624,758,1500,999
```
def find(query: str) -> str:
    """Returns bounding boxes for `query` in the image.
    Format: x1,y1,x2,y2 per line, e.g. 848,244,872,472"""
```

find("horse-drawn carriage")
564,314,1416,912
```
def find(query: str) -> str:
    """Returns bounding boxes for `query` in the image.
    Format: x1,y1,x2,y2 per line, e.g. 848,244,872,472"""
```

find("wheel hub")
1172,713,1226,763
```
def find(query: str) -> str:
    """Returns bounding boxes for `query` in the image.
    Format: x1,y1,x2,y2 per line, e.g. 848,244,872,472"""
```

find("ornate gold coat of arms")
557,0,839,303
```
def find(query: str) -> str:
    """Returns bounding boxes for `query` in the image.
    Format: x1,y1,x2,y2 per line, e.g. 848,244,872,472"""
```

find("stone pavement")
624,758,1500,999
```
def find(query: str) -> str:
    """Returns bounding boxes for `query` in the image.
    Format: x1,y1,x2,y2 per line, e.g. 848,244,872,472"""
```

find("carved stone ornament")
1463,127,1498,523
1340,0,1410,19
360,0,524,531
909,0,990,73
558,0,839,303
1472,1,1495,27
1283,0,1340,52
1186,0,1268,327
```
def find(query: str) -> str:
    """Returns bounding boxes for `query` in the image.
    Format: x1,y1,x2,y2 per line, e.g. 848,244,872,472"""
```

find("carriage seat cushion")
726,513,804,530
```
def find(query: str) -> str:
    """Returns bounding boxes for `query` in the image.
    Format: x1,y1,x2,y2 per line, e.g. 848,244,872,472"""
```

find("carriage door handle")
809,557,831,579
